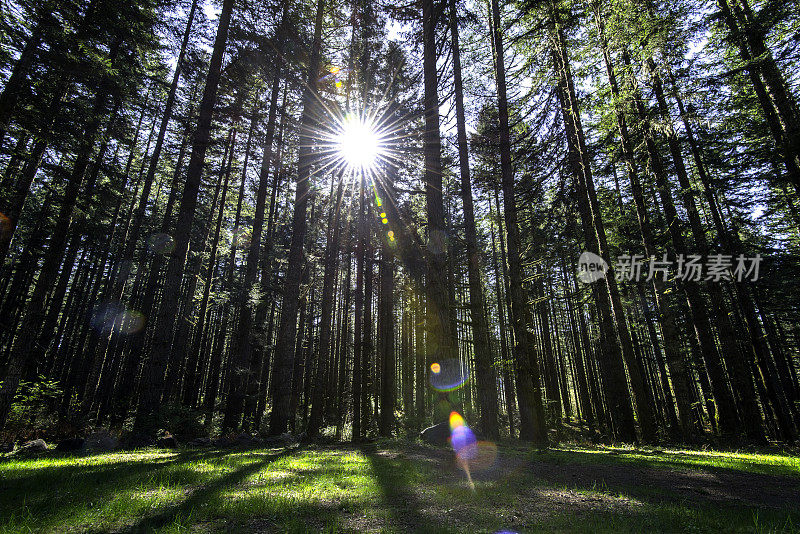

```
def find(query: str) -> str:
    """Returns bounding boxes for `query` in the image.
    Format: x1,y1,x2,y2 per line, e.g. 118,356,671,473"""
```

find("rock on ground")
14,439,48,455
420,421,450,446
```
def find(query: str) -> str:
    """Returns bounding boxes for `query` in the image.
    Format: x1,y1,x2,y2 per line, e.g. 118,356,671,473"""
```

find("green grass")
0,442,797,533
538,444,800,478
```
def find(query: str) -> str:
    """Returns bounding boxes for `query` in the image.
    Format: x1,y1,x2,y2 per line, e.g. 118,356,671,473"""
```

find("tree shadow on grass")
0,448,241,528
530,449,800,511
359,442,799,533
113,446,303,533
361,443,456,534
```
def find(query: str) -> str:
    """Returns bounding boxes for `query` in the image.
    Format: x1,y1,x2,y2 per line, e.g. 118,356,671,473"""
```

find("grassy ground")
0,441,798,533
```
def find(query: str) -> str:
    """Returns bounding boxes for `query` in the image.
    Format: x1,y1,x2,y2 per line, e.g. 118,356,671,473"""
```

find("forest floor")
1,440,799,533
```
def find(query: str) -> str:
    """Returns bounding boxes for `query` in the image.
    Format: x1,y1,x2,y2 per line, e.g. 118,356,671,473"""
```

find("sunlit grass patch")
545,445,800,477
0,449,178,472
0,443,797,533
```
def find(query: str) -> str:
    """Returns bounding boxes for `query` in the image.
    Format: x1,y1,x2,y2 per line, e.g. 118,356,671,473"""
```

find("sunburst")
335,113,386,172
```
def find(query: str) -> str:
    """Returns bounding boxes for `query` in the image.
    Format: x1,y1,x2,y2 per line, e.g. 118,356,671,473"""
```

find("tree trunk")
0,38,119,428
269,0,325,436
491,0,547,444
450,0,499,439
0,16,46,151
551,20,639,442
133,0,234,434
422,0,458,377
308,176,346,435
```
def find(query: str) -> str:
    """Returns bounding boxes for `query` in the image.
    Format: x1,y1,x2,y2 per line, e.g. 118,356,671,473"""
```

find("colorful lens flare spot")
449,410,465,429
90,303,146,335
429,358,468,391
116,310,145,334
232,227,252,248
449,411,479,462
452,424,478,460
147,232,175,254
430,362,441,374
470,441,499,472
318,66,351,89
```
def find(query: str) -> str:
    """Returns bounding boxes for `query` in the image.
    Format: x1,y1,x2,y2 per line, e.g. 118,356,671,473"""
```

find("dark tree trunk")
0,39,119,427
421,0,458,377
308,176,346,435
134,0,234,435
491,0,547,445
269,0,325,436
0,17,46,151
593,13,695,439
450,0,499,439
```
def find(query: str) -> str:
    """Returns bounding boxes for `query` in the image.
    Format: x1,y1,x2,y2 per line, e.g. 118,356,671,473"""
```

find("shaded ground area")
0,441,798,532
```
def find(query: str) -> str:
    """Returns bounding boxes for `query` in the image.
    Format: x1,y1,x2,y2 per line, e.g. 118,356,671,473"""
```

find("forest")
0,0,799,531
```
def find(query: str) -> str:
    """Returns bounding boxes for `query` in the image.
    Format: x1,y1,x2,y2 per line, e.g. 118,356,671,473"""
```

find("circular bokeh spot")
147,233,175,254
470,441,499,472
90,302,145,335
232,227,252,248
429,358,468,391
427,229,448,256
90,302,125,333
116,310,145,334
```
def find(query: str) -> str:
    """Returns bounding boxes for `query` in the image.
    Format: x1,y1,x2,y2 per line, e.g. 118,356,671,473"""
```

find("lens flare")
449,411,465,430
91,303,145,335
429,358,468,391
147,233,175,254
470,441,499,472
318,66,351,92
232,227,252,248
449,411,479,490
116,310,145,334
452,424,478,460
450,412,476,458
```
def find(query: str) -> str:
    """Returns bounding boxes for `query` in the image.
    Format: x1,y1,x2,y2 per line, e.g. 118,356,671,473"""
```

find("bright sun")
336,114,382,170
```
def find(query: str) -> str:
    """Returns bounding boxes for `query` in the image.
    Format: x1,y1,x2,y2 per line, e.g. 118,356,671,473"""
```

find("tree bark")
134,0,234,434
450,0,499,439
491,0,547,444
269,0,325,436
